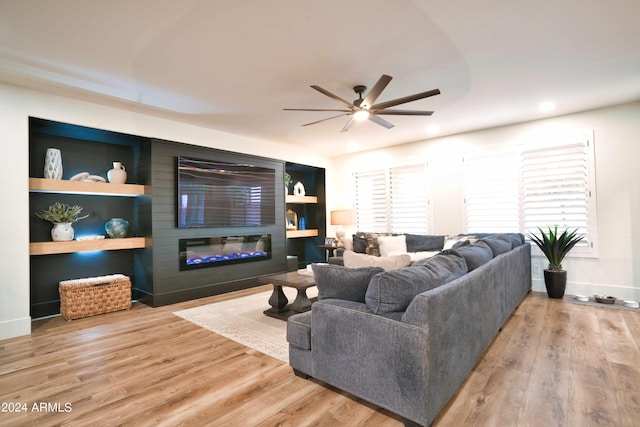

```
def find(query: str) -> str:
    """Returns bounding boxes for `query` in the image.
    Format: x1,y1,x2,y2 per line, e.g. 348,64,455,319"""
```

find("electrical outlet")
533,265,541,275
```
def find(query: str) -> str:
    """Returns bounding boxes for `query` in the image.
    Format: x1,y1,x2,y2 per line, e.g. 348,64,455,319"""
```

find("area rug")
173,287,317,363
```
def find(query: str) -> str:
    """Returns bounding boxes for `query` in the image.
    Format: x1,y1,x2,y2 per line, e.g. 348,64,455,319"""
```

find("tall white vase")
107,161,127,184
44,148,63,180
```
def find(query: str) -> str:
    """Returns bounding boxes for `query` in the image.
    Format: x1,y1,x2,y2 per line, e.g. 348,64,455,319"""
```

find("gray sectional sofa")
287,233,531,426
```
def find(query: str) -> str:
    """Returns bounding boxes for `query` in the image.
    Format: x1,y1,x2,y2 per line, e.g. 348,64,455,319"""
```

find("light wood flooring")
1,286,639,426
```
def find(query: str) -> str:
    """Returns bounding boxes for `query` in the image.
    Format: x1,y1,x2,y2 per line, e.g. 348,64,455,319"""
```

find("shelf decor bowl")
594,295,616,304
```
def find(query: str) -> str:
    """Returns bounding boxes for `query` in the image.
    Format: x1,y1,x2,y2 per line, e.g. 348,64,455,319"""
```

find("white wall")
330,101,640,300
0,82,332,340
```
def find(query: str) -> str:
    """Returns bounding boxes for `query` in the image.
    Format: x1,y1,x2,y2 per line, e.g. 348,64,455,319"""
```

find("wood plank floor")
1,287,639,426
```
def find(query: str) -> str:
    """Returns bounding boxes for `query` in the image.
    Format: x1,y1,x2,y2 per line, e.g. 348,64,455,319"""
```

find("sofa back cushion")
404,234,445,252
312,264,384,303
365,252,468,314
343,250,411,271
453,241,493,271
481,236,512,256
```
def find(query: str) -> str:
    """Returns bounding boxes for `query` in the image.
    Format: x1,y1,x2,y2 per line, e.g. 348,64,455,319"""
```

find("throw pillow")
312,264,384,303
453,241,493,271
377,235,407,257
404,234,445,252
354,232,391,256
365,252,468,314
343,250,411,271
352,233,368,253
339,235,354,251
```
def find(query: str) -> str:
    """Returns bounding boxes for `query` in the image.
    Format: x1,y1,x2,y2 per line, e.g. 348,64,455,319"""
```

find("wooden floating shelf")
286,195,317,204
286,229,319,238
30,237,151,255
29,177,151,196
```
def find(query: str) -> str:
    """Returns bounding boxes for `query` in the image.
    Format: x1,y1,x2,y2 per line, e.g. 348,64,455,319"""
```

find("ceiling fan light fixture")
353,109,370,122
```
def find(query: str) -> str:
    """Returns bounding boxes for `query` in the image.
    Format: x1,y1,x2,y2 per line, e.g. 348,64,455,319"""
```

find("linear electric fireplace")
179,234,271,271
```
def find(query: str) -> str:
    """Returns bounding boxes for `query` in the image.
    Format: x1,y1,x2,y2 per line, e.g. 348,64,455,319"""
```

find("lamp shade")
330,209,353,226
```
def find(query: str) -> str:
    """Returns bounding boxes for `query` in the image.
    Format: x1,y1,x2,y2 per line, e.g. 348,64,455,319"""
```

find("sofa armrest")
310,300,429,425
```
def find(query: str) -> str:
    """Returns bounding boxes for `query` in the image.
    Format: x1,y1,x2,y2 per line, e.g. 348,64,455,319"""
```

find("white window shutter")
389,164,429,233
354,169,388,233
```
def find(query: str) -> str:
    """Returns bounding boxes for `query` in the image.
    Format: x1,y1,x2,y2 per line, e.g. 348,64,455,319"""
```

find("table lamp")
330,209,354,241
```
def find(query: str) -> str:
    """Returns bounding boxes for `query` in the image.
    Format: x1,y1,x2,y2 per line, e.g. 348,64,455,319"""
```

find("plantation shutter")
463,147,520,233
520,133,595,253
389,164,429,233
354,169,388,233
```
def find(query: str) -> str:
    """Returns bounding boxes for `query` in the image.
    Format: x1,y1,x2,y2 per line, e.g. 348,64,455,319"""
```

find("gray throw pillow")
312,264,384,303
352,234,368,253
453,241,493,271
482,236,512,256
404,234,445,252
365,252,467,314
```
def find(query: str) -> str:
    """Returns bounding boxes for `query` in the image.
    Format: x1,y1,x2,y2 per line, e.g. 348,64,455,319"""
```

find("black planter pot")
544,269,567,299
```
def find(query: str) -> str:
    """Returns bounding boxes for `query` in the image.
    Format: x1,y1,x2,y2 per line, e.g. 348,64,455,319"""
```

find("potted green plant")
36,202,89,241
284,171,292,195
527,226,584,298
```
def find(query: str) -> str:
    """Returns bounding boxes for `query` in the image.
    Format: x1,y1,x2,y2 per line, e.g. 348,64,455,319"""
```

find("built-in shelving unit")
285,163,326,267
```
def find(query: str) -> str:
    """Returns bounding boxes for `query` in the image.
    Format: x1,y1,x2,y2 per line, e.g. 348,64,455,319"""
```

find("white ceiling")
1,0,639,156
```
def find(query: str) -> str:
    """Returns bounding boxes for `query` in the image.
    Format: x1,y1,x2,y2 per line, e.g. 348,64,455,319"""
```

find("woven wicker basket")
59,274,131,320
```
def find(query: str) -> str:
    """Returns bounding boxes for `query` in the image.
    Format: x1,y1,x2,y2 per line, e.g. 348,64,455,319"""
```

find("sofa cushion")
404,234,445,252
365,252,468,314
312,263,384,303
482,236,512,256
453,241,493,271
378,234,407,257
343,251,411,271
501,232,525,248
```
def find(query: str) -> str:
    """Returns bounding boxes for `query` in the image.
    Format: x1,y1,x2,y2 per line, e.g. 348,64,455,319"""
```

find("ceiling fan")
284,74,440,132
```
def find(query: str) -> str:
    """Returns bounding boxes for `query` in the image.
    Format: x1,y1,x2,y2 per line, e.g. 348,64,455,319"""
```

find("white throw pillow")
340,235,354,251
377,235,407,257
343,250,411,271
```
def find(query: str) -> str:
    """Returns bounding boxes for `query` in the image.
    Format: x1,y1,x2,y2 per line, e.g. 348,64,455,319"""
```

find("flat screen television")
177,156,276,228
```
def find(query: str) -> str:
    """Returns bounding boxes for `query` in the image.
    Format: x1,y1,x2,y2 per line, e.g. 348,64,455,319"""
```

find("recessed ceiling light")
426,124,440,135
538,101,556,113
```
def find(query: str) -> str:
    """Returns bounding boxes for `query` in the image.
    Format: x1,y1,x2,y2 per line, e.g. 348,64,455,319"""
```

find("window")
354,163,430,234
520,132,597,256
463,130,597,257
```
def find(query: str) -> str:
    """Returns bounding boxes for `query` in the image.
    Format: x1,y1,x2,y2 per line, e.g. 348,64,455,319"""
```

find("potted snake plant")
528,226,584,298
36,202,89,241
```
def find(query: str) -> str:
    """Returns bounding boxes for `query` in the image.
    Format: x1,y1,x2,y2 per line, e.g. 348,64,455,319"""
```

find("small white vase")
44,148,63,180
107,161,127,184
51,223,74,241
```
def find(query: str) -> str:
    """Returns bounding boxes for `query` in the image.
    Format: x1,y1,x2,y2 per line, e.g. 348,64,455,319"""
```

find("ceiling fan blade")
302,113,351,127
310,85,355,109
341,117,356,132
368,115,394,129
284,108,352,112
362,74,392,108
374,109,434,116
371,88,441,111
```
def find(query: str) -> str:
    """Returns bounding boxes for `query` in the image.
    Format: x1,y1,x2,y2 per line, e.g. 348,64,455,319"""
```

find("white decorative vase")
51,222,74,241
107,161,127,184
44,148,63,180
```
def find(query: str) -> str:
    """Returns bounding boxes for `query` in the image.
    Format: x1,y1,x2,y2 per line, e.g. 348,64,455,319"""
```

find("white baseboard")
0,317,31,340
532,277,640,301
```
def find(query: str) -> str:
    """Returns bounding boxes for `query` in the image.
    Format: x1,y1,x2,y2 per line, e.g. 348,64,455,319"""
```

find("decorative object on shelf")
293,181,305,196
107,161,127,184
85,175,106,183
285,209,298,230
35,202,89,241
44,148,63,180
70,172,90,181
105,217,129,238
575,295,589,302
299,217,306,230
330,209,354,241
623,300,639,308
527,226,585,299
284,171,292,195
